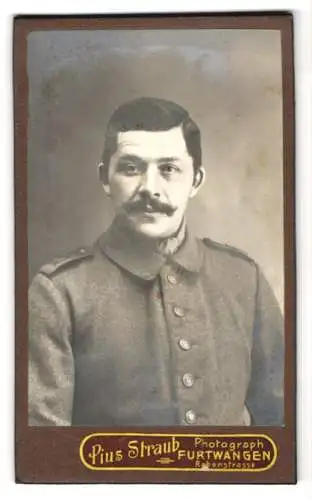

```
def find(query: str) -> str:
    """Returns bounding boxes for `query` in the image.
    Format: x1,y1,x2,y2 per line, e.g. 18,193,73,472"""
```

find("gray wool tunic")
28,222,284,427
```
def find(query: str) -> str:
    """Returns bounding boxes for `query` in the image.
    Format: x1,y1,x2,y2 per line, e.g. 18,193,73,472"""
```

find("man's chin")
116,211,182,240
133,223,171,239
127,218,177,240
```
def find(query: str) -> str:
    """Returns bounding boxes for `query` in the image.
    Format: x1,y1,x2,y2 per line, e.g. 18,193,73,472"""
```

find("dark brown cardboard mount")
14,13,296,484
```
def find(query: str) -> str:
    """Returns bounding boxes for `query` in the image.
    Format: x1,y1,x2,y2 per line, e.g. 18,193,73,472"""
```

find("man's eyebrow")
116,155,182,163
157,156,181,163
117,154,144,162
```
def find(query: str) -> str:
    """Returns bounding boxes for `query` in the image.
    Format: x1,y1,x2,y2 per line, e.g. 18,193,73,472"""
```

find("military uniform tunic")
28,222,284,426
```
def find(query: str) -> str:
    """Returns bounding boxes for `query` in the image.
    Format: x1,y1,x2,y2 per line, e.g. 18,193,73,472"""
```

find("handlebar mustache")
123,197,177,216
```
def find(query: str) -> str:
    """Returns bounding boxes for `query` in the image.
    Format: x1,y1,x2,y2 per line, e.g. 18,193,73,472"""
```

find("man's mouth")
142,204,163,214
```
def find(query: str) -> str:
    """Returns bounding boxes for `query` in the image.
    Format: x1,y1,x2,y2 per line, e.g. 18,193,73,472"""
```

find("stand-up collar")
97,217,204,280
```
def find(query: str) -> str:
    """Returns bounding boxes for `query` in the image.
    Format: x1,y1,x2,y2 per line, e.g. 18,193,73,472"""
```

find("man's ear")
97,162,111,195
190,166,205,198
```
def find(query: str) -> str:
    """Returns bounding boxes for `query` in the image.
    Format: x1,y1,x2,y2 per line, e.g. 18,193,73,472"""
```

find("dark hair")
99,97,202,183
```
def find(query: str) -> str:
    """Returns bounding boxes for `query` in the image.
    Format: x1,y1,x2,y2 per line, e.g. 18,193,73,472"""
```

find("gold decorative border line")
79,433,278,472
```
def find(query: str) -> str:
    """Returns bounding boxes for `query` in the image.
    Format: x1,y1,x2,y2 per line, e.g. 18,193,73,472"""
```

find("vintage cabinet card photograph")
14,13,295,484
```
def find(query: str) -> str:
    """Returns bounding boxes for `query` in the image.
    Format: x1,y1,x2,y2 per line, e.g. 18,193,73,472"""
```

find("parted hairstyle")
99,97,202,184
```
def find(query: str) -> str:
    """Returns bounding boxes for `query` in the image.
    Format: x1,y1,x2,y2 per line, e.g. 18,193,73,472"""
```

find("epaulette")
201,237,255,264
39,246,94,277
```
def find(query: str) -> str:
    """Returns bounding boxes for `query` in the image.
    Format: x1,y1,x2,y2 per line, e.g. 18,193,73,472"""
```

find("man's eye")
119,163,141,175
126,163,139,172
159,163,178,174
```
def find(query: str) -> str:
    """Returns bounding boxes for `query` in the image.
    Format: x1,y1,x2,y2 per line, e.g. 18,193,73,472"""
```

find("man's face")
103,126,204,239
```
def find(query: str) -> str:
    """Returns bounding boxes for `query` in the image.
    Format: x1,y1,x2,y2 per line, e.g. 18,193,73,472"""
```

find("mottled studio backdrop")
27,29,284,307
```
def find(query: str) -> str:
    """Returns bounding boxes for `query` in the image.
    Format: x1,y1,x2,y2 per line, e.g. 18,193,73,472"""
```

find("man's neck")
99,217,201,280
157,220,186,256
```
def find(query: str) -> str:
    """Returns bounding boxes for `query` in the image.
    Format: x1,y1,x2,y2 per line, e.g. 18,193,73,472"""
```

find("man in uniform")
28,97,284,427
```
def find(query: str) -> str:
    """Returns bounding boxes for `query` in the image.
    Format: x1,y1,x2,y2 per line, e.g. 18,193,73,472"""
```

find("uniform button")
167,275,177,285
173,306,184,318
178,338,191,351
185,410,197,424
182,373,194,388
79,248,85,253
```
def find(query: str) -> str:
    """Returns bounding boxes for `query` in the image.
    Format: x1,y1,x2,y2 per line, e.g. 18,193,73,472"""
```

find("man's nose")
139,164,161,197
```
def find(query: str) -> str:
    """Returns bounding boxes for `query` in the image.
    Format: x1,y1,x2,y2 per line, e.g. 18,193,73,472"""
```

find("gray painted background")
27,29,283,307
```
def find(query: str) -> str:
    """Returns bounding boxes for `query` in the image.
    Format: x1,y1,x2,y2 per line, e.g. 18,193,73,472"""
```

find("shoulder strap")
201,237,255,264
40,246,94,277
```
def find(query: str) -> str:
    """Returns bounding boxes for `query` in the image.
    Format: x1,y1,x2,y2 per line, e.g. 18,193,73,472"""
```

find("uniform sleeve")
245,266,284,425
28,272,74,426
